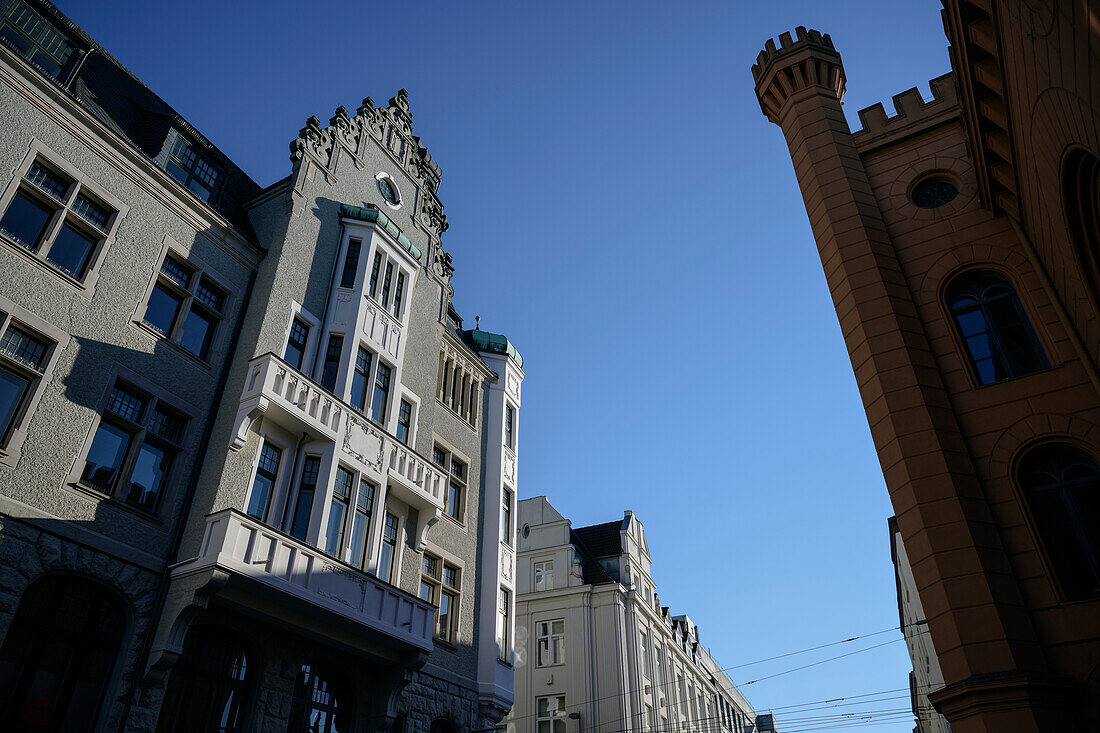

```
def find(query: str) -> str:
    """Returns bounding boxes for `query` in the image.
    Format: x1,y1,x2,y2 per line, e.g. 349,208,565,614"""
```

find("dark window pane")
392,272,405,317
105,385,145,422
45,222,95,278
949,272,1047,384
285,319,309,370
72,194,109,230
125,441,170,512
340,239,360,289
194,277,225,311
0,191,52,249
247,442,281,520
0,326,47,369
0,366,29,441
179,307,214,358
351,347,370,411
371,362,390,424
81,421,132,492
24,163,69,201
144,285,182,335
291,456,320,540
149,407,184,443
160,256,191,288
368,252,382,298
396,400,412,444
321,335,342,392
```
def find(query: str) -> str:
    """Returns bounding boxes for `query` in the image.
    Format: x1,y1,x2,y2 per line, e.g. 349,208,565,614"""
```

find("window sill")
433,638,458,653
63,482,167,528
131,320,214,371
441,512,467,530
0,230,93,296
496,658,514,670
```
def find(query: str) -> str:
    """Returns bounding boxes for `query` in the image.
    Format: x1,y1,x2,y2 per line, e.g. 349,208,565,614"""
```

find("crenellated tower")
752,27,1074,733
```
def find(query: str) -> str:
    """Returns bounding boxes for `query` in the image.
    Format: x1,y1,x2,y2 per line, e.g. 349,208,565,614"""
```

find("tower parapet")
853,73,959,149
752,26,845,124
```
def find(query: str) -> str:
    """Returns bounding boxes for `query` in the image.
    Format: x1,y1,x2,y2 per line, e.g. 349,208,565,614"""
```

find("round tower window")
910,178,959,209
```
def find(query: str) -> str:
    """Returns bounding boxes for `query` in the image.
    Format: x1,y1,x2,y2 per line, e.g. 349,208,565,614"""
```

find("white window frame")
0,296,67,466
282,301,320,374
395,388,419,447
536,695,567,733
533,559,553,592
432,437,469,526
243,430,293,525
536,618,565,668
0,141,127,296
365,239,412,323
497,586,511,663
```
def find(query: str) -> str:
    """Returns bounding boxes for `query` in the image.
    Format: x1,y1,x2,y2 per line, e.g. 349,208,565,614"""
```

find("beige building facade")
505,497,770,733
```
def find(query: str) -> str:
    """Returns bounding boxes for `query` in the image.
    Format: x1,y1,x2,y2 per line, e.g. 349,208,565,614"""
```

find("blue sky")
67,0,952,729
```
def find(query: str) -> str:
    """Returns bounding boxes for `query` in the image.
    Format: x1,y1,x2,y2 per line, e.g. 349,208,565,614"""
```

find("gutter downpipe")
116,265,258,732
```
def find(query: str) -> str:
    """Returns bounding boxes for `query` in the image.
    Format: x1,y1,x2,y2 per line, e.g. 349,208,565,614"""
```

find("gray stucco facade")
0,2,525,731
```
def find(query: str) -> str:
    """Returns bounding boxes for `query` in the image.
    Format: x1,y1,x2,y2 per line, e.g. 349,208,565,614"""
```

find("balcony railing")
178,509,435,653
232,353,447,529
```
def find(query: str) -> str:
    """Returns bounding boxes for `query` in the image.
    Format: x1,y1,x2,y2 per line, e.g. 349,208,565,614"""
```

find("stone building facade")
505,497,771,733
752,2,1100,731
0,1,523,731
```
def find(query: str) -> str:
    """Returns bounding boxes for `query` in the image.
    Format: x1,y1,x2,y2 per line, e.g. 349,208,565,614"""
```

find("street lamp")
568,711,582,733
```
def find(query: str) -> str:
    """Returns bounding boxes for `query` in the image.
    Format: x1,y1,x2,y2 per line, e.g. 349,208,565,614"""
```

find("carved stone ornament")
503,452,517,483
501,549,514,582
343,414,385,471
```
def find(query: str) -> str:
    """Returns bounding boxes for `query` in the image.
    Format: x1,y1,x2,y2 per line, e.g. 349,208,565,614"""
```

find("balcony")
231,353,447,545
172,509,436,657
232,353,343,448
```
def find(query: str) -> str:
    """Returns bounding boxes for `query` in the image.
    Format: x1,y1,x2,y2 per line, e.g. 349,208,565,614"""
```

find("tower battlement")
750,26,835,85
854,73,958,138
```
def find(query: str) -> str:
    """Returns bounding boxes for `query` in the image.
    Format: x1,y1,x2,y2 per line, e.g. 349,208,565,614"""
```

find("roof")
14,2,262,241
569,529,615,586
466,329,523,368
572,519,623,558
339,204,422,259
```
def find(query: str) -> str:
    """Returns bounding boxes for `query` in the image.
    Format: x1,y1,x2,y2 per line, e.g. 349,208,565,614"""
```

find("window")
348,478,375,569
1018,444,1100,601
639,630,648,674
0,159,115,281
79,380,187,514
536,620,565,667
339,238,361,289
320,335,343,392
371,360,391,424
142,252,228,361
396,399,413,444
505,404,515,449
947,272,1048,385
157,626,252,733
501,488,513,545
380,262,393,309
392,271,405,318
534,560,553,592
536,695,566,733
0,316,52,449
165,135,219,203
420,554,460,643
0,575,124,730
285,318,310,370
497,587,510,662
433,444,467,522
287,664,349,733
437,343,481,427
376,513,399,583
325,466,354,557
0,1,74,79
350,346,372,412
368,252,382,299
910,177,959,209
289,456,320,540
246,441,281,520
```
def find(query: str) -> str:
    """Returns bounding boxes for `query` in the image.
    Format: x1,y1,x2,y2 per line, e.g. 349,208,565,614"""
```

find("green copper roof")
468,329,523,368
339,204,422,260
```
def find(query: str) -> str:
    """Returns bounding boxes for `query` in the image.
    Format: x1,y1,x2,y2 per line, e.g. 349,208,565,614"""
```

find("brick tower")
751,26,1090,732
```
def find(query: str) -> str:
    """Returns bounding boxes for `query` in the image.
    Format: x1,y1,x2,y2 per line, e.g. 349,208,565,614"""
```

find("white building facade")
506,497,771,733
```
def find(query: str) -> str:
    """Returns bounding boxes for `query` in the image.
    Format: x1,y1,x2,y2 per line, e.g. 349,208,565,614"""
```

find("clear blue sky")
67,1,952,729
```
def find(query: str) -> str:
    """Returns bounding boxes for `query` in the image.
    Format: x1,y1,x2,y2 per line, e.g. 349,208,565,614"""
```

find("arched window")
430,719,459,733
1063,148,1100,306
156,626,252,733
287,664,350,733
1019,444,1100,601
947,271,1048,385
0,574,125,730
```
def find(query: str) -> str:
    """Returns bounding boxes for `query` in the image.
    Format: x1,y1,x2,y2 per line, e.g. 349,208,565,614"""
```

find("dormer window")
0,1,74,80
166,135,219,203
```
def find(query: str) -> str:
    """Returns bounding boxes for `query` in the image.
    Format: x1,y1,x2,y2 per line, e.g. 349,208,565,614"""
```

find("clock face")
378,177,399,205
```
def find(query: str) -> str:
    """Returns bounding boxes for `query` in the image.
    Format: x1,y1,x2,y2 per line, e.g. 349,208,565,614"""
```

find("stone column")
751,27,1071,733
